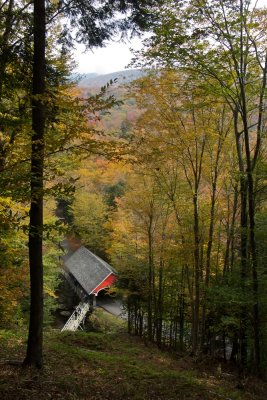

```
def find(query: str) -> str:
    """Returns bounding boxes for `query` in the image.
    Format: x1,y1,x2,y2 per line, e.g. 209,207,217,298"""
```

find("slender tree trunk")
179,266,185,351
156,258,164,348
223,184,238,276
236,2,261,369
128,298,132,334
23,0,45,368
233,108,248,368
0,0,14,171
192,192,200,354
147,212,154,341
201,180,216,349
239,158,248,368
241,113,260,371
0,0,14,96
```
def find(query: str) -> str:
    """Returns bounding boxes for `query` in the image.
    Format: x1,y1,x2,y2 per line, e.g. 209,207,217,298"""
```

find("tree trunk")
147,211,154,341
233,108,248,368
0,0,14,96
223,184,238,276
156,258,164,348
242,114,260,372
23,0,46,368
0,0,14,171
238,148,248,368
201,179,217,350
179,266,185,351
192,192,200,354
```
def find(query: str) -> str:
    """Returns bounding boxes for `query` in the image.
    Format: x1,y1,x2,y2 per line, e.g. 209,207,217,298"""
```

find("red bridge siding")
92,273,117,295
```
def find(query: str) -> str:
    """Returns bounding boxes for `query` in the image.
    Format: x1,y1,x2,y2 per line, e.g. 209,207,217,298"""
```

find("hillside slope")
78,69,145,89
0,310,265,400
78,69,145,134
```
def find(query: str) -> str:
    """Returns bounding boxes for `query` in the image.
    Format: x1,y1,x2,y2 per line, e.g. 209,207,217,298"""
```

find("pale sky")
74,0,267,75
74,36,144,74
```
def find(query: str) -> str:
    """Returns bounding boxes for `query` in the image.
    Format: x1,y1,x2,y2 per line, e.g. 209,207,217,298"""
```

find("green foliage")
104,180,125,207
0,197,29,327
72,190,110,256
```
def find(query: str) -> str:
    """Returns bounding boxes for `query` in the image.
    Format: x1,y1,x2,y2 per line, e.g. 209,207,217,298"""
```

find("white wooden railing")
61,301,90,332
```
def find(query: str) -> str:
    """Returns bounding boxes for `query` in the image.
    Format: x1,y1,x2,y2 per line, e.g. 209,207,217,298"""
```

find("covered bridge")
60,239,117,331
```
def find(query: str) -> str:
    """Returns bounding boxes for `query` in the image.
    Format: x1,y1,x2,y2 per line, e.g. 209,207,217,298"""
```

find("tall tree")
23,0,46,367
24,0,163,367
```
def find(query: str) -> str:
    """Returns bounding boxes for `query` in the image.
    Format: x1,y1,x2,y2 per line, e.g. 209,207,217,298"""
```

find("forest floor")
0,309,266,400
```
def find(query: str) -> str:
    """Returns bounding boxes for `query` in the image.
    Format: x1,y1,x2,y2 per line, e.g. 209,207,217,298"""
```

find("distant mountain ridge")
78,69,145,88
77,69,146,134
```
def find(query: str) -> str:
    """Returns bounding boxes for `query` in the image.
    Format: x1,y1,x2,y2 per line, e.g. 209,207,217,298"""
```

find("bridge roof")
64,246,117,295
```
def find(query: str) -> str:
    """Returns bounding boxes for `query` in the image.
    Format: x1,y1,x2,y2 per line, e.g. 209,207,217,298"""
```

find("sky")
73,36,144,75
73,0,267,75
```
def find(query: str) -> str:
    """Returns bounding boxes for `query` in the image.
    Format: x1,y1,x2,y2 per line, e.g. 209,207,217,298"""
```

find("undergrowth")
0,309,266,400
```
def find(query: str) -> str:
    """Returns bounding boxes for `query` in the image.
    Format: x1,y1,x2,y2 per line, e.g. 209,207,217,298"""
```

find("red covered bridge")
60,240,117,331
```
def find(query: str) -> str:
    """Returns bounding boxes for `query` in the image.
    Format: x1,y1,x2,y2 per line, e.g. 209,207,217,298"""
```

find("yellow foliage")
44,284,58,299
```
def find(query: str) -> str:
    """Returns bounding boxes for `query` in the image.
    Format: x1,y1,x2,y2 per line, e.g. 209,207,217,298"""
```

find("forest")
0,0,267,395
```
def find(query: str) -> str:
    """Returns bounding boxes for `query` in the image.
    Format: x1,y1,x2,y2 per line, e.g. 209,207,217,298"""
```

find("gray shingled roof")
64,246,116,295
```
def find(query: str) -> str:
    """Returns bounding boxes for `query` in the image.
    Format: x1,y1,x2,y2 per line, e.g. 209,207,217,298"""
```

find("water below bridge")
96,297,126,319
